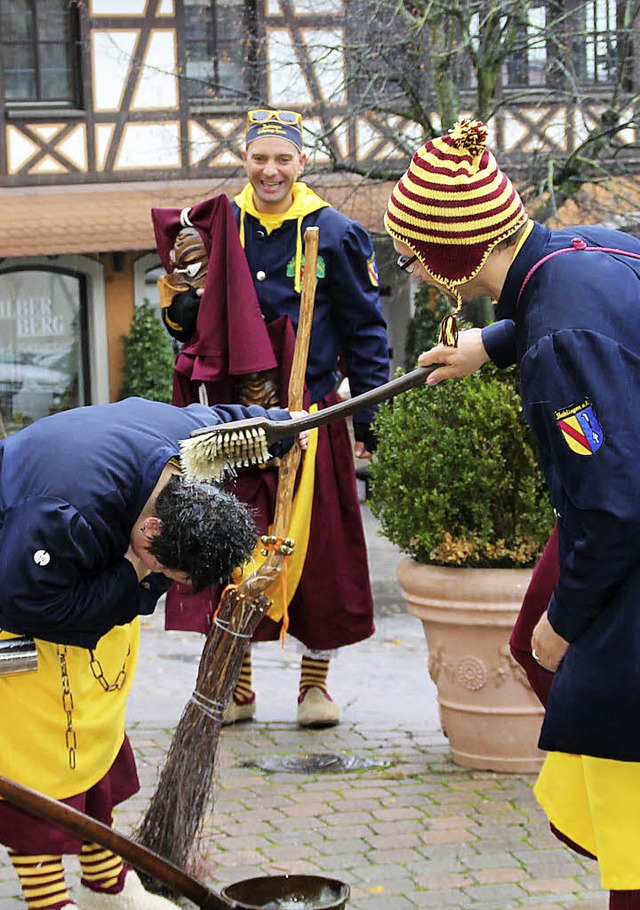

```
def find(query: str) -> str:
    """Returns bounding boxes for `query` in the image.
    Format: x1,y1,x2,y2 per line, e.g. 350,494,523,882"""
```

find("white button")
34,550,51,566
256,270,266,281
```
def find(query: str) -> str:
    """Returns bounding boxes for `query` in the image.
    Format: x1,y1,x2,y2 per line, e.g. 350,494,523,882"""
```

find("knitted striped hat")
384,119,527,291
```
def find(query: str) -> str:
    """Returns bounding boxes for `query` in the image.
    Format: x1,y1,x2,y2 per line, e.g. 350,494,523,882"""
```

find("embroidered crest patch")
286,254,326,280
367,255,379,287
555,400,604,455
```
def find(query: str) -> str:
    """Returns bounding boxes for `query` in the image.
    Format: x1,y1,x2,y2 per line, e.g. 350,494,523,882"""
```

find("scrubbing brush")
180,362,441,481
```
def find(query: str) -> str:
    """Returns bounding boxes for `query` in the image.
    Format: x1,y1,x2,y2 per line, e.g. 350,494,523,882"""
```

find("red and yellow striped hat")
384,119,527,291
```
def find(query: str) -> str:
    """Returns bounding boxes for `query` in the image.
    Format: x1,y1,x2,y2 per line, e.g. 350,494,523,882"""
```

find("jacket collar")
496,221,550,320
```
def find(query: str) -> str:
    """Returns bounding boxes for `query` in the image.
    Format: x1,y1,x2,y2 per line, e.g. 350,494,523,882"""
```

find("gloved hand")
161,287,200,343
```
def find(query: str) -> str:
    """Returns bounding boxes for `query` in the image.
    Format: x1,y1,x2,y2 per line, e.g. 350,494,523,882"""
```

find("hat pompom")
449,119,487,156
384,116,528,292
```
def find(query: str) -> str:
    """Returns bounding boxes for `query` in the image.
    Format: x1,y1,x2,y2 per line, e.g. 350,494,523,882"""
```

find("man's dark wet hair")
149,476,258,592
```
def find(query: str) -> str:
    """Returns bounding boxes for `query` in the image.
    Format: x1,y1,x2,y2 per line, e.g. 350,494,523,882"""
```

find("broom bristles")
135,586,269,875
179,427,270,482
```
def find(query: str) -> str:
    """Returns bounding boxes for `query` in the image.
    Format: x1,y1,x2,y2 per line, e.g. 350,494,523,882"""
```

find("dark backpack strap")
517,237,640,306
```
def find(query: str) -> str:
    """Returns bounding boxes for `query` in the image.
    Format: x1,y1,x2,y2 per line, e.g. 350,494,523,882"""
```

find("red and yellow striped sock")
8,850,73,909
299,655,330,696
79,842,126,894
232,649,254,703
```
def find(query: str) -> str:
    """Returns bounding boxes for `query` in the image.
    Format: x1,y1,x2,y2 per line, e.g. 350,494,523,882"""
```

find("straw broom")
135,227,319,879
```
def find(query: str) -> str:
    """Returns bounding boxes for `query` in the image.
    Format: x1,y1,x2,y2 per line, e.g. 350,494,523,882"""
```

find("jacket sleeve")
328,221,390,427
520,328,640,642
482,320,517,367
0,497,169,648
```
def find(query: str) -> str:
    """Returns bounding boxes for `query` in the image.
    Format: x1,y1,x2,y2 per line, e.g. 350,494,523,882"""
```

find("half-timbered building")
0,0,638,430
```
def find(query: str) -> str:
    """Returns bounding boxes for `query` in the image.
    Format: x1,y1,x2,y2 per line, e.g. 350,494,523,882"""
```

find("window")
0,268,89,434
503,0,625,89
0,0,81,107
345,0,425,108
183,0,260,105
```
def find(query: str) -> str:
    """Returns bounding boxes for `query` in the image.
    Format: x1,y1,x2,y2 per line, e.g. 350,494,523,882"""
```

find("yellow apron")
0,620,139,800
233,414,319,626
535,750,640,889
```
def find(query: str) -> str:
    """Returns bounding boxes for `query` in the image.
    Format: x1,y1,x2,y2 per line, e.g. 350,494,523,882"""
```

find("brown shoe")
297,687,340,728
222,692,256,726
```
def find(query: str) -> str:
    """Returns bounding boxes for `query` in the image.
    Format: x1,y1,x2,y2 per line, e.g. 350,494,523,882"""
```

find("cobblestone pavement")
0,506,607,909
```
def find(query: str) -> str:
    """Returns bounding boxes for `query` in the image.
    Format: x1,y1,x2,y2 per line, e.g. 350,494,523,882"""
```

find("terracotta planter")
397,558,545,773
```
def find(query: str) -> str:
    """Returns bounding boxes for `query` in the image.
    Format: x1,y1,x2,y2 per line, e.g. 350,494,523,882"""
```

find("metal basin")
221,874,350,909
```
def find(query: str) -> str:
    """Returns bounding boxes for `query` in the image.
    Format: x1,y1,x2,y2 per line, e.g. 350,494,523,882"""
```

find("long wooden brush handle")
226,363,436,445
0,776,229,909
285,363,439,435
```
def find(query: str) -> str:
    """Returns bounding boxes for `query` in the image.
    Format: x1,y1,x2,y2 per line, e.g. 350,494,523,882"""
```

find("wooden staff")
135,227,320,879
0,774,228,909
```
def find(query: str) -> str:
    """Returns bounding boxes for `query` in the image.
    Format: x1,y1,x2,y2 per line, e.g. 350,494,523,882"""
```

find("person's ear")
297,151,307,177
142,517,163,538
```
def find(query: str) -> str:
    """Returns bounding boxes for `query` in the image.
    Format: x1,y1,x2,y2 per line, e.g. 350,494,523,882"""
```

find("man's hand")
418,328,490,385
353,423,376,460
289,410,309,451
531,612,569,672
354,442,373,460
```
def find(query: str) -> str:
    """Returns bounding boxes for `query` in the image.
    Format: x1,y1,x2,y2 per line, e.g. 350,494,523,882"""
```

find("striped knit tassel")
8,851,73,909
79,842,126,894
299,655,330,695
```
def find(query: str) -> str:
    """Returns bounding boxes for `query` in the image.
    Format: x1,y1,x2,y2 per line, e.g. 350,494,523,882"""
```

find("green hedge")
369,364,554,567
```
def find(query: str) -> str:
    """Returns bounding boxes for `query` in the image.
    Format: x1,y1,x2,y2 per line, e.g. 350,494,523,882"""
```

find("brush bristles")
180,427,271,481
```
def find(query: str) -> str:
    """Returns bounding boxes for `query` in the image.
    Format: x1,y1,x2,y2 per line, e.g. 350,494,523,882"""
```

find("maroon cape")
151,193,277,401
509,524,558,707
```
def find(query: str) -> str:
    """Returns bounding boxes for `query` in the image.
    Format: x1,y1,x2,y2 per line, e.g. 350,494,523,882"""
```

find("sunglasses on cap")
396,253,418,274
247,109,302,126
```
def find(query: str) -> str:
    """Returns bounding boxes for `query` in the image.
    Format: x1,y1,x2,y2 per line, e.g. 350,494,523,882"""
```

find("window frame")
0,0,83,112
502,0,628,90
181,0,262,110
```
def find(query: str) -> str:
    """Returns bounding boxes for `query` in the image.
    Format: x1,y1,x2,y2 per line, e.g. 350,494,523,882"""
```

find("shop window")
0,0,82,107
0,268,89,435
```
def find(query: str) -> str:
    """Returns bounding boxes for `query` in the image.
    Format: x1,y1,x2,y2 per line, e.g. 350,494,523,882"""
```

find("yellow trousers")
535,750,640,889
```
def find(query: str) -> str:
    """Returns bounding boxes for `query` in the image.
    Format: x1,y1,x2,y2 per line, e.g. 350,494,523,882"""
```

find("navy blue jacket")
484,222,640,760
232,202,390,428
0,398,289,649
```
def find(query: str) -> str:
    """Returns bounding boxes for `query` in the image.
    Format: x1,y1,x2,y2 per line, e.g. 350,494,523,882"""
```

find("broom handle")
270,226,318,536
288,226,318,412
232,227,319,596
0,776,230,909
188,363,443,447
274,363,439,439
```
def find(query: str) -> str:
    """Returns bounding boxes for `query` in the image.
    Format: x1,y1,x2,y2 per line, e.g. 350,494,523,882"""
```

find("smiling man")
159,109,389,729
241,124,306,214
